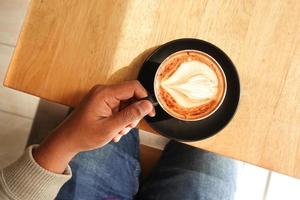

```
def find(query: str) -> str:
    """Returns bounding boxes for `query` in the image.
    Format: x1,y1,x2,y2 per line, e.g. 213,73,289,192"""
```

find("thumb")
108,100,153,131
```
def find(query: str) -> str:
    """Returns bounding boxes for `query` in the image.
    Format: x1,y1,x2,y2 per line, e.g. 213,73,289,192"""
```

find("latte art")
154,50,226,121
161,61,218,108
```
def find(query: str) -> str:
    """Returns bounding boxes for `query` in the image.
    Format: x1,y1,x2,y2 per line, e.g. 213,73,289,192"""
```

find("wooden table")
4,0,300,178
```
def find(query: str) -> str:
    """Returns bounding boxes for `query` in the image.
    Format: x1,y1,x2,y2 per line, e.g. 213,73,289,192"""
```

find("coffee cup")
152,50,227,121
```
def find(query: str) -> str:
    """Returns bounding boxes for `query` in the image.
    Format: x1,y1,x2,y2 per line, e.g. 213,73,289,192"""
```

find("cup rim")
153,49,227,121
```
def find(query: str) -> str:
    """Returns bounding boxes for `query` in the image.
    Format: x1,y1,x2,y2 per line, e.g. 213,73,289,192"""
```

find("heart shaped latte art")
161,61,219,108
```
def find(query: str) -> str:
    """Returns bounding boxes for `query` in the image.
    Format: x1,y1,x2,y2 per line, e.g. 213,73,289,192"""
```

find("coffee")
154,50,226,121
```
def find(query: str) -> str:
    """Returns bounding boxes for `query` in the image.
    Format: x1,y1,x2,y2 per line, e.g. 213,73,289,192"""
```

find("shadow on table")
107,46,158,83
26,46,159,146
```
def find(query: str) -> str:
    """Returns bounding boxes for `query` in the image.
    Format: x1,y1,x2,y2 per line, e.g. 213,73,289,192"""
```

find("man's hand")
33,81,155,173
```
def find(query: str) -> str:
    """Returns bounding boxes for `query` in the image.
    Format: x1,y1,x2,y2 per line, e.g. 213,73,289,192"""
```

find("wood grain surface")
4,0,300,178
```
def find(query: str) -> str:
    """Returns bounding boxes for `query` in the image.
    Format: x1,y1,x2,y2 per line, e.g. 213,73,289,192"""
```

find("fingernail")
119,127,131,135
139,96,158,107
113,135,122,142
123,127,131,134
149,108,156,117
138,100,153,115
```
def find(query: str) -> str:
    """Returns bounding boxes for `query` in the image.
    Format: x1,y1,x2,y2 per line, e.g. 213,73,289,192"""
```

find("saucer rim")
138,38,240,141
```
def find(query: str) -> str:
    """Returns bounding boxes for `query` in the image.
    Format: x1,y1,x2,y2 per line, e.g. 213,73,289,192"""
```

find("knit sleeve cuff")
0,145,72,200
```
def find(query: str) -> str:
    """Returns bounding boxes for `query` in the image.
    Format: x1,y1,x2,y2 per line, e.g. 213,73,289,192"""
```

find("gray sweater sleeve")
0,145,72,200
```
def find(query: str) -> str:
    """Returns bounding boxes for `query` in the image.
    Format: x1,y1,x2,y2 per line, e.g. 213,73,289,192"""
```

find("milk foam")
161,61,218,108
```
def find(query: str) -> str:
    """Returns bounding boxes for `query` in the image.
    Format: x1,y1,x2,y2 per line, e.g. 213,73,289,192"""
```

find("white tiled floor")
0,0,38,119
0,111,32,168
0,0,37,168
235,163,270,200
266,172,300,200
0,1,300,199
0,0,29,46
0,44,39,118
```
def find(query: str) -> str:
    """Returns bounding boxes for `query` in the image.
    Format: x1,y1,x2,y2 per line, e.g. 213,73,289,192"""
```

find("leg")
137,140,237,200
56,128,140,200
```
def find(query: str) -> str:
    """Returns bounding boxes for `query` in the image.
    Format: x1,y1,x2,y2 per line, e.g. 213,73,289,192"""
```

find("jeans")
56,129,237,200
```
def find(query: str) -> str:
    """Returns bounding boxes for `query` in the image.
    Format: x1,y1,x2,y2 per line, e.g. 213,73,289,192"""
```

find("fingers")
148,107,156,117
128,120,139,129
86,81,147,103
113,134,122,143
111,100,154,143
87,81,150,112
120,99,156,117
113,120,138,142
113,127,131,143
108,100,153,132
107,80,148,101
119,127,132,135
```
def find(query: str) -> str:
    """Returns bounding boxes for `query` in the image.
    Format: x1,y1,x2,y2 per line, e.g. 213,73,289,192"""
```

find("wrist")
33,128,79,174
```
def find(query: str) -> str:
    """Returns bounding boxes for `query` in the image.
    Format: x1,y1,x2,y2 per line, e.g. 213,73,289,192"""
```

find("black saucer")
138,38,240,141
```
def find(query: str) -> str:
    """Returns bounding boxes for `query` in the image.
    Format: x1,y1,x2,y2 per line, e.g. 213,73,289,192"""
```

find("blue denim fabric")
56,129,237,200
56,129,141,200
137,141,237,200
